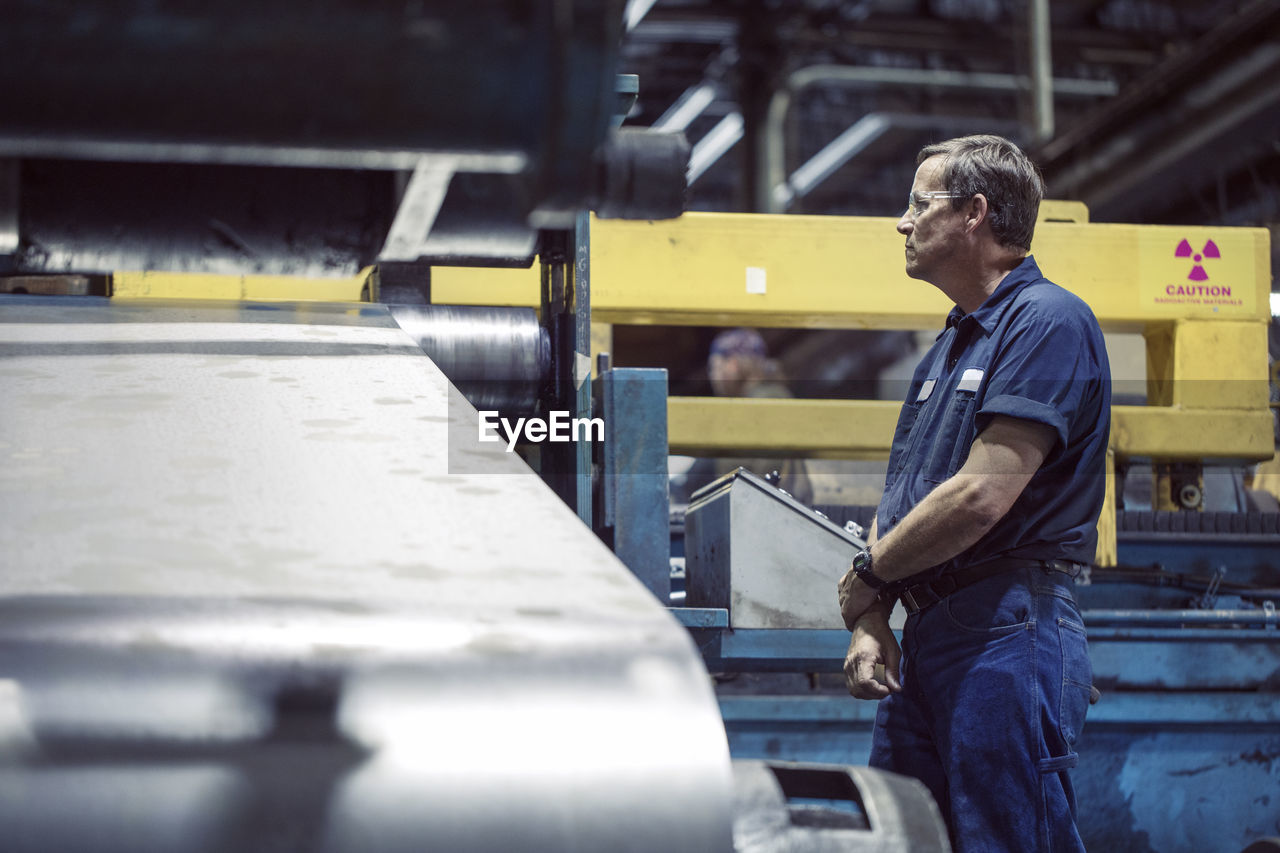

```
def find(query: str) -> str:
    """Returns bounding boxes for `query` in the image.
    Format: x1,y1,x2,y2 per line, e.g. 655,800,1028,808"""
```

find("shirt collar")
942,255,1043,335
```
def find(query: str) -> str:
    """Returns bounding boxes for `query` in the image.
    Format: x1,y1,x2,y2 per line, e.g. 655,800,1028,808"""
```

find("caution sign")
1141,229,1257,316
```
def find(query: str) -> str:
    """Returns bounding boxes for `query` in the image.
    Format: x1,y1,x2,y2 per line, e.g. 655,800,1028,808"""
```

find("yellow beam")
432,212,1270,330
1039,200,1089,223
1143,319,1271,410
1110,405,1274,461
667,397,900,459
432,265,536,308
668,397,1275,463
429,204,1089,310
112,267,377,302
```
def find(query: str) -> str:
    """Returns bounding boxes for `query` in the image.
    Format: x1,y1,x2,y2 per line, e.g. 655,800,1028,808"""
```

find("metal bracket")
596,366,670,600
1193,564,1227,609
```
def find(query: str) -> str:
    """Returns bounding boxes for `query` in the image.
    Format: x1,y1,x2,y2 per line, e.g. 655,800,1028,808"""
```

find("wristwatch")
851,546,888,590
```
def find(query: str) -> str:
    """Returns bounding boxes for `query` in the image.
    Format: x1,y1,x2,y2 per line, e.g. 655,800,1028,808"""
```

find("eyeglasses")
905,191,968,217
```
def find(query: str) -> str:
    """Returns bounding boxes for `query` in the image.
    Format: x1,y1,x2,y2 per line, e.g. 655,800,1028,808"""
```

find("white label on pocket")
957,368,984,393
917,379,936,402
746,267,767,294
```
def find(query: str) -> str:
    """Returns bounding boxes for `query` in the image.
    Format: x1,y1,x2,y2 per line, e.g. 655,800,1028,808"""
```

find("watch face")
852,549,871,571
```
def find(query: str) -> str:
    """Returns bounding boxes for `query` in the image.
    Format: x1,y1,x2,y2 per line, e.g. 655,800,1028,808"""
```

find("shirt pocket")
922,385,978,484
887,399,924,477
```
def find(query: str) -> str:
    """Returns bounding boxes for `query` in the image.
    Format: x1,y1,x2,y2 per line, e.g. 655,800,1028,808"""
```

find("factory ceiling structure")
619,0,1280,237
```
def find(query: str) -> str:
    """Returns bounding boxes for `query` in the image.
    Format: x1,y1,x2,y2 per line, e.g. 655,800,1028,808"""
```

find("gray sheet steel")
0,296,732,852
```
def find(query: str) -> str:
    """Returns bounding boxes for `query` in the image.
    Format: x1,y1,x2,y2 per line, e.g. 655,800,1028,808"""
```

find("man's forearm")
866,415,1054,584
868,475,1002,583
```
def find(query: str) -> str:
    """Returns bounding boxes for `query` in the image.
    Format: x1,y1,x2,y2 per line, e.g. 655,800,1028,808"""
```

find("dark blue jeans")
869,567,1092,853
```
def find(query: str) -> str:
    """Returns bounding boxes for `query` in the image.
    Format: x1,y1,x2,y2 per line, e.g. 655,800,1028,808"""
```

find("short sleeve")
976,297,1102,455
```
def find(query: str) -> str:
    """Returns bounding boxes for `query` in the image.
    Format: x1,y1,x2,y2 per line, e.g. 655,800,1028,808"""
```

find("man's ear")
964,194,990,235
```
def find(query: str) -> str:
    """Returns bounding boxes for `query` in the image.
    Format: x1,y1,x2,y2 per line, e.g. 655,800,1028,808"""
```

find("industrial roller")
388,304,550,414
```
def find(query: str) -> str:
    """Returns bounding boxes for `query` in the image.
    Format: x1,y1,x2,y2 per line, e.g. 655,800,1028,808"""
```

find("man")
681,328,813,504
707,328,780,399
836,135,1111,852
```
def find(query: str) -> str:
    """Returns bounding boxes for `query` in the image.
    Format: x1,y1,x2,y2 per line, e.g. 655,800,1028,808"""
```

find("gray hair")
917,135,1044,251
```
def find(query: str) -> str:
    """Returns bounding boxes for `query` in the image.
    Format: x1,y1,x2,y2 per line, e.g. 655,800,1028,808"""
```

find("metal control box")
685,468,867,629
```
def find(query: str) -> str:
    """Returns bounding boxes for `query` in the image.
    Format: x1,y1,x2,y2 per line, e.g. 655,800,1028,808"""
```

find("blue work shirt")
876,255,1111,577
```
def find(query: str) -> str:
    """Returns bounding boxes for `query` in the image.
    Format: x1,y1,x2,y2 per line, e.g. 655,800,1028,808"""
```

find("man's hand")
843,607,902,700
837,566,879,631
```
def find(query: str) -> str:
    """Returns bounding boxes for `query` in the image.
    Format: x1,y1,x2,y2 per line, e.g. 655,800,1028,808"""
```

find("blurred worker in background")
835,135,1111,852
706,327,787,398
672,328,813,505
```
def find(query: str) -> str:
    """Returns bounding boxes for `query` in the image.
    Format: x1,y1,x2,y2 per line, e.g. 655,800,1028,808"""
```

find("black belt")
896,557,1085,615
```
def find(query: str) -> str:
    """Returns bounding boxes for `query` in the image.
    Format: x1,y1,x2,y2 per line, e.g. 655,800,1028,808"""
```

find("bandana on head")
710,328,767,359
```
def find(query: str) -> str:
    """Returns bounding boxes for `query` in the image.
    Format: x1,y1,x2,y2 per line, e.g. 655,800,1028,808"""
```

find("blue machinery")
670,605,1280,852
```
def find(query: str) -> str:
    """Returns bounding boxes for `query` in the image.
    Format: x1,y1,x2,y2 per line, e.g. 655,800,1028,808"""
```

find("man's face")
707,352,736,396
708,352,756,396
897,156,967,282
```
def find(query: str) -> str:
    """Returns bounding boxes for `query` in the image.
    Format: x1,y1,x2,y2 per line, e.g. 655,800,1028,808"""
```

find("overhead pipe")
0,159,16,255
652,83,719,132
1038,0,1280,164
776,112,1021,209
1083,608,1278,627
760,65,1117,212
688,112,745,184
623,0,659,31
1047,41,1280,213
1030,0,1055,143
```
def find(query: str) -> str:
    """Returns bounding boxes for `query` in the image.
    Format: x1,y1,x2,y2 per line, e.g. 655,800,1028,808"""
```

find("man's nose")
897,214,913,236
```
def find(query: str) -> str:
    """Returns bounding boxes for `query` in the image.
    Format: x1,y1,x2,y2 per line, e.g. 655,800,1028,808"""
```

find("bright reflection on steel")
0,680,35,758
11,671,271,742
324,657,735,851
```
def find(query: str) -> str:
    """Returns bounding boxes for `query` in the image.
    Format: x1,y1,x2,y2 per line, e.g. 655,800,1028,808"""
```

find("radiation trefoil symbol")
1175,238,1220,281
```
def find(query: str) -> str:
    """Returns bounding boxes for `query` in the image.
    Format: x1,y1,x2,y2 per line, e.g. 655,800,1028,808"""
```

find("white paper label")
957,368,984,393
574,352,593,390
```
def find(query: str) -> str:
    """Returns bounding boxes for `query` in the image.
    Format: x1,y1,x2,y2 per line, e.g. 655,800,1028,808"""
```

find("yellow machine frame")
113,268,378,303
431,211,1273,461
431,210,1272,565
